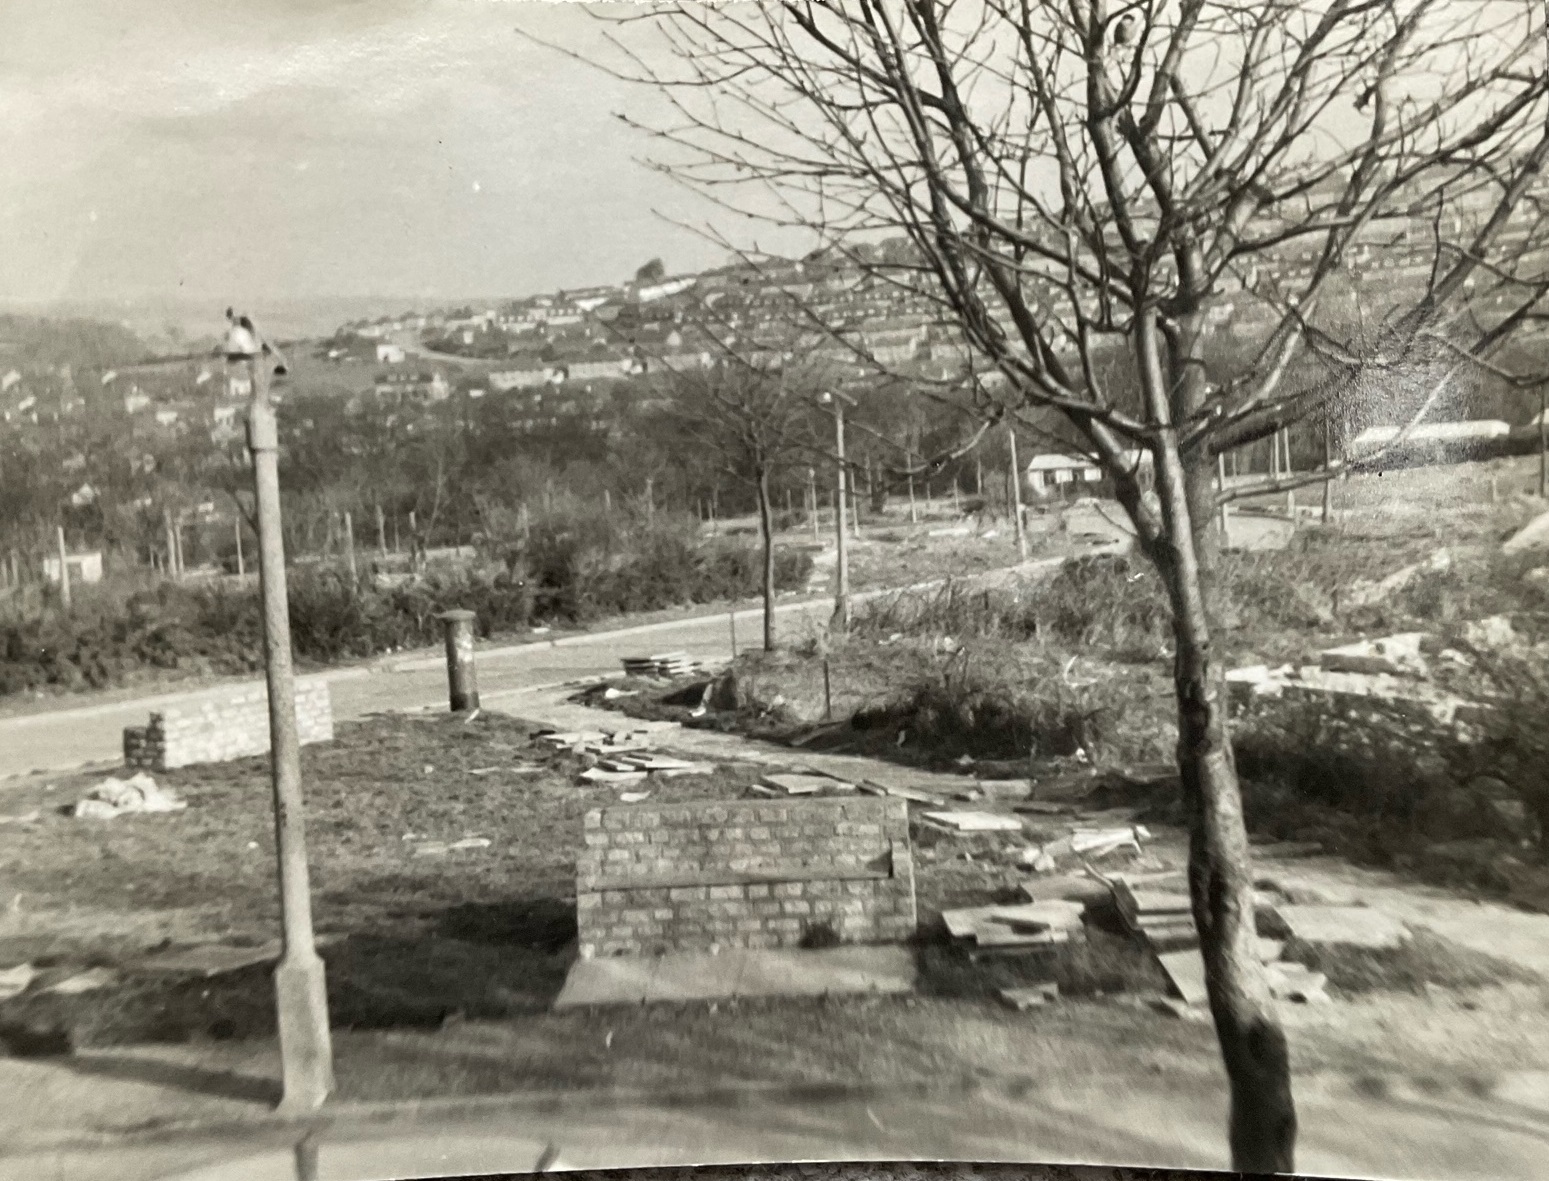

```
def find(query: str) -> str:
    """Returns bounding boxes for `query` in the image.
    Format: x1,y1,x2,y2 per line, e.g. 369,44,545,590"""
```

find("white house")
1025,453,1103,495
44,550,104,586
375,343,406,364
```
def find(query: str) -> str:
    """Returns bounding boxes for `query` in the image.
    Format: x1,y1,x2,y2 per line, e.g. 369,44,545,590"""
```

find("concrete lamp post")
227,308,335,1114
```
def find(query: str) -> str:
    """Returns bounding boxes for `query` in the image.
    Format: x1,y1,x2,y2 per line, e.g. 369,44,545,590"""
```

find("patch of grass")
1282,928,1541,996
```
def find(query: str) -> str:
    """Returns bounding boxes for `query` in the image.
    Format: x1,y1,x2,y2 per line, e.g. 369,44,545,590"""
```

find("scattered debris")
1022,825,1149,873
1319,633,1429,679
621,652,702,678
923,811,1025,834
1265,960,1330,1004
999,982,1060,1010
1503,509,1549,555
468,766,502,776
0,963,37,1001
413,843,450,857
73,773,186,820
942,899,1086,957
756,772,855,796
133,941,282,978
858,780,946,807
448,837,491,850
578,767,649,785
0,809,41,826
619,792,651,803
44,967,119,995
603,687,639,700
1152,996,1208,1021
1273,904,1408,950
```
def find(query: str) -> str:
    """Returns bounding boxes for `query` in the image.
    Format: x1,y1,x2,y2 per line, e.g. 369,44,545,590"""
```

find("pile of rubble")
71,772,186,821
536,727,715,786
621,652,702,679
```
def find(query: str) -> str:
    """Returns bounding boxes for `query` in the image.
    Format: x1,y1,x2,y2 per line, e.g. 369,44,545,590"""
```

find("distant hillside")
0,314,152,374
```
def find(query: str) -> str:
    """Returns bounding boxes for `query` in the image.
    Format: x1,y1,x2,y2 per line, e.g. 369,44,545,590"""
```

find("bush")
0,520,814,700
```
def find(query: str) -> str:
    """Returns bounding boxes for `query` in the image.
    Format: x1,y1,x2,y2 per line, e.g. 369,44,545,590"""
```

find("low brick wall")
123,678,333,771
576,796,916,959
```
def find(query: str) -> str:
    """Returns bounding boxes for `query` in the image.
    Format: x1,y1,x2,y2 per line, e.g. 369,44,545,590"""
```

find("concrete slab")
1276,904,1408,950
1157,949,1209,1006
553,945,915,1009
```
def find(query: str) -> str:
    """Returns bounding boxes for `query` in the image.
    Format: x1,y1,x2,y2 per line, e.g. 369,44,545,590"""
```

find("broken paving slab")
923,810,1025,833
1265,960,1330,1004
578,767,649,785
758,772,854,796
1157,949,1210,1006
1319,633,1429,679
1274,904,1408,950
0,963,38,1000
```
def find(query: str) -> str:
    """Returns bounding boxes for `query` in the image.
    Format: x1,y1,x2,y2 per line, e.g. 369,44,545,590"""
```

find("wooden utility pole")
645,476,655,524
233,311,333,1114
375,504,387,556
1217,452,1231,541
235,516,245,577
1007,421,1027,561
827,394,851,632
343,511,357,585
1282,429,1296,521
56,525,71,609
1539,385,1547,499
162,509,180,581
808,467,820,541
1322,418,1334,526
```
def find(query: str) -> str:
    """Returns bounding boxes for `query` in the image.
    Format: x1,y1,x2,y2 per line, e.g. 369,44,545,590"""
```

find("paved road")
0,544,1114,785
6,1071,1548,1181
0,597,838,784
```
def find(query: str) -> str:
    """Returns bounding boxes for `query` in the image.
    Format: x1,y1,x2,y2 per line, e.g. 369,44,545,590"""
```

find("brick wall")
576,796,916,959
123,678,333,771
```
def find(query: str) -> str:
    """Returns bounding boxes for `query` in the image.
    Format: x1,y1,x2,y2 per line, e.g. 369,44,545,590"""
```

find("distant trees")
664,359,818,649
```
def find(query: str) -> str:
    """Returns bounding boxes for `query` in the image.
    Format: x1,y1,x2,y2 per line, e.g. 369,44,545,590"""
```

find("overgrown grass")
1281,929,1540,995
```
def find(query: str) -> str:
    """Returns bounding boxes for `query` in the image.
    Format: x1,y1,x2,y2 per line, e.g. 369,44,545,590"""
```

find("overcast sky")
0,0,804,324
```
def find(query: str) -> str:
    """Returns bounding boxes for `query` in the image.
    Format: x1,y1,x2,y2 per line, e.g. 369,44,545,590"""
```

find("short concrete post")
438,609,479,712
56,525,71,609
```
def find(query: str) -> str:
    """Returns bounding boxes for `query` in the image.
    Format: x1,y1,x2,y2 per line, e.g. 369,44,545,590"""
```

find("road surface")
5,1070,1547,1181
0,597,842,784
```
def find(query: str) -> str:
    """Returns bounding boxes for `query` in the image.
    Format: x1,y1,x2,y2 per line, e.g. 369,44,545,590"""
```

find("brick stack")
576,796,916,959
123,678,333,771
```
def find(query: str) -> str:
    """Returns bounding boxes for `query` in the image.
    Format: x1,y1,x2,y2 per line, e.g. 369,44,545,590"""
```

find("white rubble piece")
44,967,119,995
73,772,186,820
1461,615,1517,650
621,652,701,678
1319,633,1429,679
1274,904,1408,950
1157,949,1209,1006
1000,983,1060,1010
1022,825,1148,873
1265,960,1330,1004
1343,548,1451,609
1503,509,1549,555
858,779,947,807
1226,663,1478,728
923,811,1025,833
578,767,649,785
134,941,283,977
0,963,37,1001
757,772,856,796
941,900,1085,952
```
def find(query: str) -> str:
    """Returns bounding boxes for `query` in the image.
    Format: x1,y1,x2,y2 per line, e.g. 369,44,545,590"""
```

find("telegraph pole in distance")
230,309,334,1114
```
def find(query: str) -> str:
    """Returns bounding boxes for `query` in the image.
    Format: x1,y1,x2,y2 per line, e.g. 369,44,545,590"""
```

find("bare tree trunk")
756,464,776,651
1159,448,1296,1173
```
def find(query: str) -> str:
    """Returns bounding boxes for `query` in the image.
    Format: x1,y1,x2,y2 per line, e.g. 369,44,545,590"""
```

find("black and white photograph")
3,1,1549,1178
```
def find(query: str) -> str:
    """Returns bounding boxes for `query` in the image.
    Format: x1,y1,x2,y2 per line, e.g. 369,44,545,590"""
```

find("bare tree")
664,358,817,649
557,1,1549,1169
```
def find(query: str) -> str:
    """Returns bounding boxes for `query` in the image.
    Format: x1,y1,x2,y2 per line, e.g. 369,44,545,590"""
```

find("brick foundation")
123,678,333,771
576,796,916,959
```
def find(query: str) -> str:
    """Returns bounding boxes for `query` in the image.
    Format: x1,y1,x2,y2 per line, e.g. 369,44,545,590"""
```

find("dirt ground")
3,701,1548,1143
